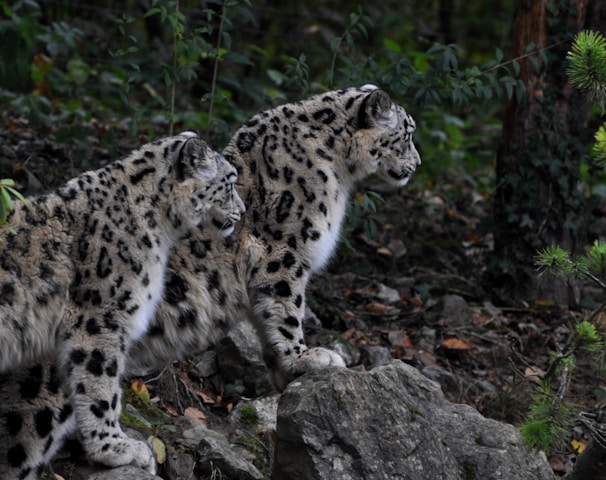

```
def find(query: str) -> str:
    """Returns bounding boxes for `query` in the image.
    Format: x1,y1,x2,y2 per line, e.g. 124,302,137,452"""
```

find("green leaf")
357,23,369,39
504,81,513,99
0,187,13,212
144,7,161,17
427,43,444,54
443,47,458,70
223,51,255,66
519,213,535,228
512,60,521,77
0,193,6,224
329,36,340,54
147,436,166,464
384,38,401,54
67,58,91,85
495,47,504,63
525,42,537,53
528,56,540,74
267,69,286,85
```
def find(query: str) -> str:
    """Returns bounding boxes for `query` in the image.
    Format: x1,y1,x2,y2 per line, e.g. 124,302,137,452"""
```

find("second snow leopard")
0,132,244,478
136,85,421,387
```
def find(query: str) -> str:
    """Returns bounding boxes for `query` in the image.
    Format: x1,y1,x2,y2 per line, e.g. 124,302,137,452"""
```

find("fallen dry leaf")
365,302,388,314
147,436,166,464
342,327,357,340
131,378,150,403
471,311,492,323
184,406,207,425
376,246,393,256
441,338,472,350
571,439,586,454
394,336,413,359
395,336,413,348
162,404,179,417
524,366,545,383
399,295,423,307
413,349,441,368
195,387,218,404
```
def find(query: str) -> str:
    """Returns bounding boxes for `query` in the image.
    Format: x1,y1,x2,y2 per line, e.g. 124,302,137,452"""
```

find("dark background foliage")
0,0,515,177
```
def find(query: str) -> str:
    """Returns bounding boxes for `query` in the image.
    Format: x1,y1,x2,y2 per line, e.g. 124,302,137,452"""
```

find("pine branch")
567,30,606,109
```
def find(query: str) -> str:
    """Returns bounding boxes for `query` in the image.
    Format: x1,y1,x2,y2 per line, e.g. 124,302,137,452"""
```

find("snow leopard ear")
175,135,217,181
356,89,397,130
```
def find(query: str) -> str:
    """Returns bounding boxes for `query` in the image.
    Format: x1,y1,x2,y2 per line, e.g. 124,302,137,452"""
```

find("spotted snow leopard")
0,132,244,477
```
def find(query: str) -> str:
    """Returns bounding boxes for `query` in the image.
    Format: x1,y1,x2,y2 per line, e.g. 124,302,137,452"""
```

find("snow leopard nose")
235,192,246,215
410,142,421,166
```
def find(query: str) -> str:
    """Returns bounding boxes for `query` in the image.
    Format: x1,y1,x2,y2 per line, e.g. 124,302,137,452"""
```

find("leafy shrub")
0,1,525,238
0,1,520,168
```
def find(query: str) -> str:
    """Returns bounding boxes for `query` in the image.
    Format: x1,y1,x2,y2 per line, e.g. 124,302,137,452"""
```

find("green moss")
332,390,346,410
234,435,272,478
463,463,477,480
120,409,150,429
239,404,259,426
408,406,422,416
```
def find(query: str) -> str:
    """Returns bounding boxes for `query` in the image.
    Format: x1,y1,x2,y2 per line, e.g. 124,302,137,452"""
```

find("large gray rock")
216,321,272,393
273,361,554,480
190,420,265,480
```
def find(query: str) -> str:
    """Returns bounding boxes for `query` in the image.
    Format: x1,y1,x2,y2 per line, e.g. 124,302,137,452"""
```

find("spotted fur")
0,85,419,478
0,132,244,478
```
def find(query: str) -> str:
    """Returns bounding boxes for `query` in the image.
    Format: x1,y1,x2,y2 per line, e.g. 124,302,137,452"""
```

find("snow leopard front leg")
248,253,345,391
0,361,76,480
59,313,156,473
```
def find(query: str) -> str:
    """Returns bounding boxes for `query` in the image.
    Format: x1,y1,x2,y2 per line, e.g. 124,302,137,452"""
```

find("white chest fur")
309,197,347,273
130,246,170,342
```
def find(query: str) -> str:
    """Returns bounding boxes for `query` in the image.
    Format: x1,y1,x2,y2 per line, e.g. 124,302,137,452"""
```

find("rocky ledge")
273,361,554,480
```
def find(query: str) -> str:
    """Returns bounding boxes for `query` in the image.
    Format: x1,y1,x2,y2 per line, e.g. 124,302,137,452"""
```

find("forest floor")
319,181,596,478
1,114,601,479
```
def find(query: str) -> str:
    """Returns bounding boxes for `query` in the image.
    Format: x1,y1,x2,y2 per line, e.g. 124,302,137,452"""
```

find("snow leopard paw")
272,347,346,391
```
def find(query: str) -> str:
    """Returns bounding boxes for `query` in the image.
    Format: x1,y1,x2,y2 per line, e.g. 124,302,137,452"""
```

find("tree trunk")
491,0,602,304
